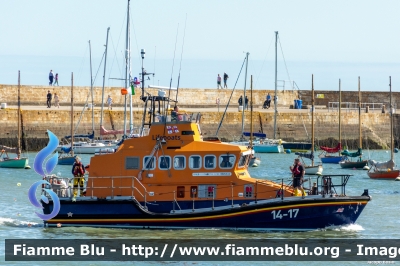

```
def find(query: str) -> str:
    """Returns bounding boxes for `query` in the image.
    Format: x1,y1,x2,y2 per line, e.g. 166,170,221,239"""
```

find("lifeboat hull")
43,196,370,231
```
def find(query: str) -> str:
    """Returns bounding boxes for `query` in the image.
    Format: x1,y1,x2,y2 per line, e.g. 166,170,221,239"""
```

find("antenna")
175,14,188,104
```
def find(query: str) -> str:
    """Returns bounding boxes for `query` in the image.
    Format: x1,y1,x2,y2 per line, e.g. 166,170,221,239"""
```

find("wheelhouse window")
238,154,249,168
174,156,185,170
204,155,216,169
189,155,201,170
143,156,156,170
159,156,171,170
219,154,235,169
125,157,139,170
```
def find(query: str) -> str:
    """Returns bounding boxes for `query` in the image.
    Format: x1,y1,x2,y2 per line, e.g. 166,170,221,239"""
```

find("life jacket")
292,164,301,176
73,162,85,176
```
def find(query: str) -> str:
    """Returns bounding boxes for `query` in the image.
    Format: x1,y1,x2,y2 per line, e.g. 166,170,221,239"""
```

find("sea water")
1,150,400,265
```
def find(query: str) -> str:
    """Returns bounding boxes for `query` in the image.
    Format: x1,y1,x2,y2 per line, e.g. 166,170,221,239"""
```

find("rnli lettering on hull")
152,135,181,140
192,172,231,176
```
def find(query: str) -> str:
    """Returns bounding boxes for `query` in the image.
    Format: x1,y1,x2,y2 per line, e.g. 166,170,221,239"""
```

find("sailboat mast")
100,27,110,134
71,72,74,157
89,40,94,141
390,76,394,161
241,52,249,139
122,0,130,138
358,76,362,149
311,74,314,166
127,0,133,135
273,31,278,139
339,79,342,156
125,0,132,135
250,75,253,148
17,70,21,158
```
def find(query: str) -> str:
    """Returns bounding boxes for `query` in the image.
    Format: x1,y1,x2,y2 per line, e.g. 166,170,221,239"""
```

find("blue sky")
1,0,400,91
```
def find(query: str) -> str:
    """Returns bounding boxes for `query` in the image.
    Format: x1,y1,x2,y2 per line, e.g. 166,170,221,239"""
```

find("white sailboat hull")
57,142,109,154
305,165,323,175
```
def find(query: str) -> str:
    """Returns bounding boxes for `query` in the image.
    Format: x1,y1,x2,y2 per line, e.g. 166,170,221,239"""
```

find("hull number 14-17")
271,209,299,219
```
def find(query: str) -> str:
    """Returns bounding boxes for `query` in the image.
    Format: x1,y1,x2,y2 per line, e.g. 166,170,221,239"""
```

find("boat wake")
0,217,43,228
324,223,364,232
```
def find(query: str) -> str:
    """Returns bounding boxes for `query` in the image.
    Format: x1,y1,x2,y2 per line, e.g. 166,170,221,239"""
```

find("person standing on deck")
290,158,305,197
72,156,85,197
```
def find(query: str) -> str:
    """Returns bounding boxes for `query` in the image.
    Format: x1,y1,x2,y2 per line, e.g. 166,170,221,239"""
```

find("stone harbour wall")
0,107,397,151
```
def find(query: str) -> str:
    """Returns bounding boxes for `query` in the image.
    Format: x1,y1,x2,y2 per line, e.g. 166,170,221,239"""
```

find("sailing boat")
249,75,261,167
58,73,77,165
0,71,30,169
57,41,108,154
98,27,125,145
339,77,368,169
295,75,323,175
367,76,400,179
253,31,283,153
319,79,343,164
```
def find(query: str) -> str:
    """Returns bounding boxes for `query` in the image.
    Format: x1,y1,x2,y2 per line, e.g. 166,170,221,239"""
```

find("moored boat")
253,141,284,153
339,77,368,169
295,75,323,175
0,71,30,169
367,77,400,179
320,80,343,164
281,142,311,153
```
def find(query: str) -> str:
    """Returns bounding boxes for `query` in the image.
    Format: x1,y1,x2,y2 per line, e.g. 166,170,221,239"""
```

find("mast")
17,71,21,158
250,75,253,149
390,76,394,161
127,0,133,135
339,79,342,156
358,76,362,149
311,74,314,166
241,52,249,140
273,31,278,139
100,27,110,135
71,73,74,157
123,0,131,138
89,40,94,141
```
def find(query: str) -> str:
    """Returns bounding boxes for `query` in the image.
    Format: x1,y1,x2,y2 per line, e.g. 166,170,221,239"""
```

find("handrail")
43,175,148,209
328,102,397,112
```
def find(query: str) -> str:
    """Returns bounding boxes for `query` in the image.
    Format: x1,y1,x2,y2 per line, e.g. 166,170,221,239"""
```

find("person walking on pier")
54,93,59,108
107,95,113,110
274,95,278,107
217,74,223,89
46,90,52,108
53,73,59,86
223,72,229,88
49,70,54,85
266,93,271,108
245,96,249,110
238,95,243,107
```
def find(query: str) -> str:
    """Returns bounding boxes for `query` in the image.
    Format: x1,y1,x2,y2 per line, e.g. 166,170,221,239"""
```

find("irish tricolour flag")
128,84,135,95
